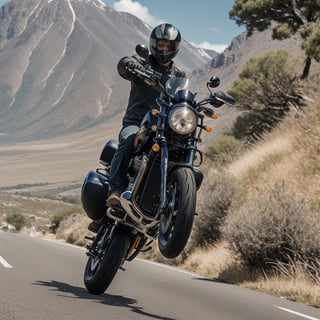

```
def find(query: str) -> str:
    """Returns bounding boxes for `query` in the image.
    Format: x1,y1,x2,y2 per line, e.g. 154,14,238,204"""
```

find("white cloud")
112,1,227,54
112,0,162,26
191,41,228,53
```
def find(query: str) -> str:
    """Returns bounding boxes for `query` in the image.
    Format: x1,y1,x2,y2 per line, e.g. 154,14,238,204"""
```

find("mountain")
0,0,213,143
192,29,305,95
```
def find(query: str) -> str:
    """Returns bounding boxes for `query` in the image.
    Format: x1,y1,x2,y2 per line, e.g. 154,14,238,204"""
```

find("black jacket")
117,54,185,127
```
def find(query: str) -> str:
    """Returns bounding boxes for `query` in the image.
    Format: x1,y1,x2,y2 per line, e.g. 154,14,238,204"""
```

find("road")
0,232,319,320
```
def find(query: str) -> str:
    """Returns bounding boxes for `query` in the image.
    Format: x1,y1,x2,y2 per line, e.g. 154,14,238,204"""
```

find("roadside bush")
56,212,90,247
223,182,320,271
50,206,82,234
6,213,26,231
191,170,238,248
204,135,243,166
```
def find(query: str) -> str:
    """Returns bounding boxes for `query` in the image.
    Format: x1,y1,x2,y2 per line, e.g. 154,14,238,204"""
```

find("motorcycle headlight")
168,106,197,135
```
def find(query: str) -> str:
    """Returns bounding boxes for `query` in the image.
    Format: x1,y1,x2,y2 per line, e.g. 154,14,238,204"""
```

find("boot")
106,191,121,206
87,215,109,233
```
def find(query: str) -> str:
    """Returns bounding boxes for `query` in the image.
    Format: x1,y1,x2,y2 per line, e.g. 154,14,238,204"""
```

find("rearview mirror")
207,76,220,88
135,44,149,60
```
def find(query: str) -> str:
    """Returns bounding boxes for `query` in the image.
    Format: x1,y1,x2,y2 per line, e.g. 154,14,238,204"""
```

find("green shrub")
204,135,243,166
6,213,26,231
191,170,238,247
223,183,320,270
50,206,81,234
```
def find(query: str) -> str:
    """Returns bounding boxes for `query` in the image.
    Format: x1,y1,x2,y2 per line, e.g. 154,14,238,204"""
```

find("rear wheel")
84,227,130,295
158,168,196,259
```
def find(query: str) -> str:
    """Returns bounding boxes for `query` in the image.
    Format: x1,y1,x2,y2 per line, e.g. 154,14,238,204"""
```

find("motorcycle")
80,44,235,295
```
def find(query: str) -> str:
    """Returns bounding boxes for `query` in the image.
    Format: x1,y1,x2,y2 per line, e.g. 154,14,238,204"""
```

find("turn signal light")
152,144,160,152
211,113,218,119
204,126,212,132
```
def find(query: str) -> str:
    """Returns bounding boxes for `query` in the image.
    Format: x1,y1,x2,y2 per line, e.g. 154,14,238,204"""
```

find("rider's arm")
117,55,146,81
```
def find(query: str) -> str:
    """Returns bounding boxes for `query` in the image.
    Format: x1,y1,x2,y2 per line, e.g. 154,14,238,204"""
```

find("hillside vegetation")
183,76,320,307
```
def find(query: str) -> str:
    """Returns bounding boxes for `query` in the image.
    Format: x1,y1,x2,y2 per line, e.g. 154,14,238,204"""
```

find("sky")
104,0,245,52
0,0,245,53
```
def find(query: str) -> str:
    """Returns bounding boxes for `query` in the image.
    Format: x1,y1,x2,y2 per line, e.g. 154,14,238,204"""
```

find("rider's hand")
144,64,152,71
126,61,145,73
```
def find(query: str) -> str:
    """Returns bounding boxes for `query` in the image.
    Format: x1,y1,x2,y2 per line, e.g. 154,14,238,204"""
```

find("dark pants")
109,125,139,192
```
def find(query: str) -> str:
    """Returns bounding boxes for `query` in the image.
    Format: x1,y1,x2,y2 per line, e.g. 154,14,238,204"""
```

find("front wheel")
158,167,196,259
84,228,130,295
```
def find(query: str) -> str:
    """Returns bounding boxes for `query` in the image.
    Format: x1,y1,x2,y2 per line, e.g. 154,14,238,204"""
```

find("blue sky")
0,0,245,52
104,0,245,52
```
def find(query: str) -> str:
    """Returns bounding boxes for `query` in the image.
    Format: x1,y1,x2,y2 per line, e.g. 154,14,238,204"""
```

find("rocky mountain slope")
192,29,304,95
0,0,213,143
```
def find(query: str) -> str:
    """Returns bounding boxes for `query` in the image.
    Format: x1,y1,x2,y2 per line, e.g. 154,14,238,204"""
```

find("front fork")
159,143,168,211
158,143,196,212
154,103,197,212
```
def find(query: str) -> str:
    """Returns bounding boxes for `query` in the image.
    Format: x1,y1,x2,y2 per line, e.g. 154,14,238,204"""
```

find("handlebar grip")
151,71,162,82
124,64,164,92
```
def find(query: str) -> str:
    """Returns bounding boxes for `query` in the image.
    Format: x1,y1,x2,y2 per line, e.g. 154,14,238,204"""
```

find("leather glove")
126,60,145,73
144,63,152,71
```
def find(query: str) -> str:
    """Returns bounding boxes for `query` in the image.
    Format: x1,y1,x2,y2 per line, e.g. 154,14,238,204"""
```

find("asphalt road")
0,232,319,320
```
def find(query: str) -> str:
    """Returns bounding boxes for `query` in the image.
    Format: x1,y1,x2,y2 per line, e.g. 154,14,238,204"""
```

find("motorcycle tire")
84,228,130,295
158,167,196,259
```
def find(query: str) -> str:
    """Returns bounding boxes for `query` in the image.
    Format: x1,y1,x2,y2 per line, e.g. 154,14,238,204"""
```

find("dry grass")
243,272,320,307
228,131,295,182
228,93,320,209
55,213,91,247
183,243,320,307
183,241,250,282
0,192,74,231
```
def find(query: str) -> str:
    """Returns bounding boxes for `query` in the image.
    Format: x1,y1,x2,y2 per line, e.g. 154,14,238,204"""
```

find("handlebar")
128,65,166,94
134,68,162,82
126,64,236,107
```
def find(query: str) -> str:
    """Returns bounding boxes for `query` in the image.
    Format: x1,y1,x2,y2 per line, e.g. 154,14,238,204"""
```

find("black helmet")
149,23,181,64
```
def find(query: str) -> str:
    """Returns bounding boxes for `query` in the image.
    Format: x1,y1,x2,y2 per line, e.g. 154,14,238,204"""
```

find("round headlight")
168,106,197,135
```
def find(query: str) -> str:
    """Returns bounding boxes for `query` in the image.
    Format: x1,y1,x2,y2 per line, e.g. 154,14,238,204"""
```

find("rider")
88,23,185,232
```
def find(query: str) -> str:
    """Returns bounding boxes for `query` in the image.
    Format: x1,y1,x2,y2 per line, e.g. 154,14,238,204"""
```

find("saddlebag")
81,170,110,220
99,140,118,166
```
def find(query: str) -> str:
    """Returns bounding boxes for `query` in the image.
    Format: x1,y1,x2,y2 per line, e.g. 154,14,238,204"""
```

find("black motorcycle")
81,44,235,295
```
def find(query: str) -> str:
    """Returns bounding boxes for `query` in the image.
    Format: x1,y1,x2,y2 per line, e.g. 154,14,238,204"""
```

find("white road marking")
276,306,320,320
0,256,13,268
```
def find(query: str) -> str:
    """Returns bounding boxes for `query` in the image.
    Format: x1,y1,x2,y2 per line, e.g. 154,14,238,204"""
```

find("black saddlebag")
99,140,118,166
81,170,110,220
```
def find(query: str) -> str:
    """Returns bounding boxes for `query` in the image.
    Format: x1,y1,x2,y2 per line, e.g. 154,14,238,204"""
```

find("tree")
229,0,320,78
229,50,304,142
